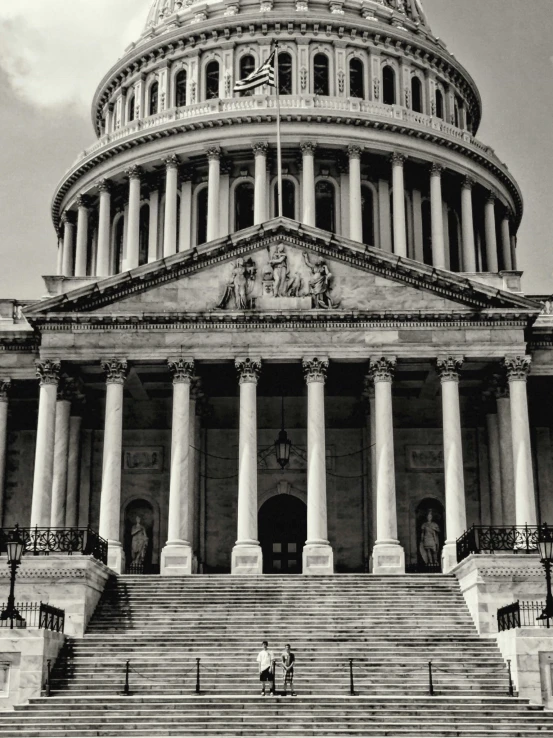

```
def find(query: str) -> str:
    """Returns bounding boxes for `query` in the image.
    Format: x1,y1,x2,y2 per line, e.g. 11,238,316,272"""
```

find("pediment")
25,219,540,325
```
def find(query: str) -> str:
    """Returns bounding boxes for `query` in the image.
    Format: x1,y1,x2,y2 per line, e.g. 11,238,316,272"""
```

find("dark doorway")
259,495,307,574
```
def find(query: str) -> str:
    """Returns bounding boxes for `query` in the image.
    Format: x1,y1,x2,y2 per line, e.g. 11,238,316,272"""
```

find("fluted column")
437,356,466,572
504,357,537,526
75,195,90,277
0,380,11,527
99,359,128,573
302,358,334,575
161,358,195,576
206,147,221,242
391,153,407,258
96,180,112,278
163,155,179,257
301,142,317,227
125,166,142,270
501,214,512,271
30,361,61,528
61,212,76,277
495,381,515,524
484,194,499,272
232,358,263,574
253,142,268,225
348,145,363,242
50,382,72,527
461,177,476,272
65,412,82,528
430,164,446,269
368,357,405,574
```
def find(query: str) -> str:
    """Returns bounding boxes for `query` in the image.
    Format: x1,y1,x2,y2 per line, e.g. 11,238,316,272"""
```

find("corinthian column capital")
347,144,362,160
368,357,396,383
235,357,261,384
430,162,444,177
300,141,317,156
163,154,180,170
504,355,531,381
252,141,269,156
36,360,61,386
125,165,143,181
206,146,221,161
76,194,91,209
390,152,406,167
97,178,113,194
436,355,464,382
101,359,128,385
168,357,195,384
302,357,328,384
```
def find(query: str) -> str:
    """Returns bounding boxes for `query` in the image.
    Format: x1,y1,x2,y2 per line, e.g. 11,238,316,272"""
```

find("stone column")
437,356,466,572
368,357,405,574
161,358,195,576
178,168,193,253
484,194,499,273
206,147,221,242
163,155,180,257
99,359,128,573
484,399,503,526
428,163,445,268
391,153,407,258
495,381,515,524
504,357,537,526
461,176,476,272
125,166,142,270
30,360,61,528
0,380,11,527
74,195,90,277
96,180,112,278
232,358,263,575
61,212,76,277
301,142,317,227
348,145,363,242
253,142,268,225
501,214,512,271
65,412,83,528
148,185,160,263
50,382,72,528
302,358,334,575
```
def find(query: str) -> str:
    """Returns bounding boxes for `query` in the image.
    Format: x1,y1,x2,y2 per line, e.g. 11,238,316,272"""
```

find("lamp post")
274,395,292,470
0,526,24,629
537,523,553,628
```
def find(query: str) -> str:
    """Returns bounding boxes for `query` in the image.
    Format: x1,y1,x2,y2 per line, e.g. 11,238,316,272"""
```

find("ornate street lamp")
0,526,24,629
537,523,553,627
275,395,292,469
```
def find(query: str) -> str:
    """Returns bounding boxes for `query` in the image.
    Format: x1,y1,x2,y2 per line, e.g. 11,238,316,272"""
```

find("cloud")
0,0,150,110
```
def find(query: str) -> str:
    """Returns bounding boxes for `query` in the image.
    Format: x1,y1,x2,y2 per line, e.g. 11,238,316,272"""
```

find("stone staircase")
1,574,553,736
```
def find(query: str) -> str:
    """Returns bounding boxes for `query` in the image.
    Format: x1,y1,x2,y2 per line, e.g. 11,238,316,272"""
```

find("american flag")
233,51,276,92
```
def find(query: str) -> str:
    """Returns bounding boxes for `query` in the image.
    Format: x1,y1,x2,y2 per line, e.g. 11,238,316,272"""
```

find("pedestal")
231,543,263,575
161,543,193,576
303,543,334,575
107,542,125,575
441,542,458,574
371,542,405,574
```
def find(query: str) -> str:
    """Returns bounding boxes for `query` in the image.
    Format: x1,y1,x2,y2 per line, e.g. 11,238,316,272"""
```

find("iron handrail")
0,601,65,633
456,525,540,563
0,527,108,565
498,600,548,631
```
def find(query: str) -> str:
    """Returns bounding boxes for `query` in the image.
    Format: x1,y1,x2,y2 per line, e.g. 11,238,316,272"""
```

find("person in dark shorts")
256,641,275,695
282,643,296,696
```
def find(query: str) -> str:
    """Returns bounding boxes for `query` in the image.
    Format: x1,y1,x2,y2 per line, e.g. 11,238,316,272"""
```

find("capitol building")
1,0,553,733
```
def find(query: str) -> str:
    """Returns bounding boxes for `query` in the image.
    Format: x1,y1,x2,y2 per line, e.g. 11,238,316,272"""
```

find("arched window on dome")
349,58,365,100
113,216,125,274
382,65,396,106
313,54,330,96
273,179,296,219
205,61,220,100
278,52,293,95
149,82,159,116
421,199,432,265
139,205,150,267
315,180,336,233
196,188,208,246
128,94,136,123
361,185,375,246
175,70,187,108
435,89,444,120
454,96,462,128
235,182,255,231
239,55,256,97
411,77,422,113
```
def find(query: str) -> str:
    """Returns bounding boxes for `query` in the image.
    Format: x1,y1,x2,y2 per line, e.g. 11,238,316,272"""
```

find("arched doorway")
259,495,307,574
124,499,156,574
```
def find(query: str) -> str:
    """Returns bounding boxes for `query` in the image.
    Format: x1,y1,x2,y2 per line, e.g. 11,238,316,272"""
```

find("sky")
0,0,551,298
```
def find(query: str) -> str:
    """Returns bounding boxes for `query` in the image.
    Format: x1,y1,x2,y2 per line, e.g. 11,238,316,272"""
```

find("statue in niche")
217,257,257,309
130,516,149,568
419,510,441,566
303,252,336,309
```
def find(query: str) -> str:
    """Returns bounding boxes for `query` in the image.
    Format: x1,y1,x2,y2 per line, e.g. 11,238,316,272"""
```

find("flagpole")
273,41,283,218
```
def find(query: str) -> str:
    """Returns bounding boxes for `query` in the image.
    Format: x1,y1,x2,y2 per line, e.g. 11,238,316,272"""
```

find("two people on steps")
257,641,296,696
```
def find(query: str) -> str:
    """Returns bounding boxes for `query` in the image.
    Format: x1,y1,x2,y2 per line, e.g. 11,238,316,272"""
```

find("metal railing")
457,525,539,563
498,600,549,631
0,602,65,633
0,527,108,565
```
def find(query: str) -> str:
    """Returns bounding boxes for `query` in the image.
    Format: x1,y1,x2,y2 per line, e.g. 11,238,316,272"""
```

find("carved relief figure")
419,510,441,566
269,245,288,297
217,257,257,309
303,252,335,308
131,516,149,567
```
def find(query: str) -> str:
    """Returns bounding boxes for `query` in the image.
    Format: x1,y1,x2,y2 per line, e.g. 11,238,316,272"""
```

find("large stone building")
0,0,552,584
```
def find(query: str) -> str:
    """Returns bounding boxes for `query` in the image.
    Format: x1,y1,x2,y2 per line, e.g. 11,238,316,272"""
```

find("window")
149,82,159,116
205,61,220,100
235,182,255,231
349,58,365,99
382,66,396,105
278,52,293,95
361,186,375,246
274,179,296,219
411,77,422,113
315,181,336,233
128,94,135,123
313,54,330,96
196,188,208,246
448,210,460,272
139,205,150,266
175,70,187,108
239,55,256,96
435,89,444,120
454,96,462,128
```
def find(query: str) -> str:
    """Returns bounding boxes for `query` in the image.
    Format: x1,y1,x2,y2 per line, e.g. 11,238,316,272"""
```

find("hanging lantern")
275,428,292,469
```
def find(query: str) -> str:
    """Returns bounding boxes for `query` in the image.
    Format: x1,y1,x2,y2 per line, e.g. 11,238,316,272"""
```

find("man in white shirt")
256,641,275,695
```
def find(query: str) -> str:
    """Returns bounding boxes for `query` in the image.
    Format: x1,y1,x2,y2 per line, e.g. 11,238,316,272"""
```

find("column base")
371,542,405,574
161,543,193,576
441,542,459,573
302,543,334,575
231,543,263,574
107,542,125,575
